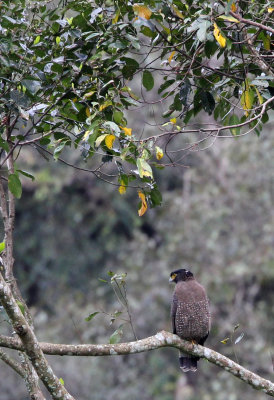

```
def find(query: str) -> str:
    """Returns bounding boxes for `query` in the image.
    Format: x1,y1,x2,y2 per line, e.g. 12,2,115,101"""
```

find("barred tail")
179,351,199,372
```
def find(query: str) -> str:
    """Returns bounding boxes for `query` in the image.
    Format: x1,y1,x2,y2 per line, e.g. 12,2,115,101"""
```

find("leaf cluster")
0,0,273,212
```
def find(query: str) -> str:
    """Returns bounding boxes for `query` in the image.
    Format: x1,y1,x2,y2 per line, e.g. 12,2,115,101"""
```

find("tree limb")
245,37,274,76
0,348,25,378
0,274,75,400
0,350,46,399
230,11,274,35
0,331,273,396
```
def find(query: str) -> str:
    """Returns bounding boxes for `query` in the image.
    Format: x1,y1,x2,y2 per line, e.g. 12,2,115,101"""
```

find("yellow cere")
171,273,177,280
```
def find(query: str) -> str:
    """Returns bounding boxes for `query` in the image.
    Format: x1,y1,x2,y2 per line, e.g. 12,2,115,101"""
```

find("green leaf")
121,57,139,79
33,35,41,45
114,311,123,318
113,110,124,124
0,241,5,253
172,93,183,111
229,114,240,136
225,0,235,14
85,312,100,322
142,70,154,91
59,378,64,385
150,187,162,207
16,300,25,316
137,158,153,179
109,325,123,344
179,79,191,106
8,174,22,199
197,20,211,42
98,278,108,283
53,142,67,160
250,79,269,88
103,121,120,135
21,79,41,95
158,79,175,94
0,138,9,152
200,91,215,115
17,170,35,181
204,40,218,58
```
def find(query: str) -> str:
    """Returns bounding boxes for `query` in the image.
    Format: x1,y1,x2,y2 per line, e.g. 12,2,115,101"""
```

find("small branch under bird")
169,268,210,372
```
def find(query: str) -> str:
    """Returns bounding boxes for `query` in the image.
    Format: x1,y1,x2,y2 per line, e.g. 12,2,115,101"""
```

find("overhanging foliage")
0,0,273,214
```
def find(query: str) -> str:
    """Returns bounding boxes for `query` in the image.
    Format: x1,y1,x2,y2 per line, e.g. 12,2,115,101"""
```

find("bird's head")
169,268,194,283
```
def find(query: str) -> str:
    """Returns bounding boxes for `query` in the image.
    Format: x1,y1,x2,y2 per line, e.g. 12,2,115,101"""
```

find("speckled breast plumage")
174,299,210,341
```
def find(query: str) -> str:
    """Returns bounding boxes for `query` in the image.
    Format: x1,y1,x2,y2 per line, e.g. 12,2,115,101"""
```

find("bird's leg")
191,340,197,345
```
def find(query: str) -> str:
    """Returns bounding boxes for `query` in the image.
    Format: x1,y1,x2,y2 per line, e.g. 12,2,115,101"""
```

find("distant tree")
0,1,273,399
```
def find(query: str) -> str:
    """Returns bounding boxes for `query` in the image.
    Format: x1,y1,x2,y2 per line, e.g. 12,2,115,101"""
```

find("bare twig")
230,11,274,35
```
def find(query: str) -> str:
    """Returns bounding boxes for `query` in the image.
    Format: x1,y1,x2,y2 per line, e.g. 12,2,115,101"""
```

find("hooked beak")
169,277,174,283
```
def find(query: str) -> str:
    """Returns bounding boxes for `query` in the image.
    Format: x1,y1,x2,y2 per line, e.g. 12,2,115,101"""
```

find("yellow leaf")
112,8,120,24
241,83,254,113
95,134,108,148
99,100,112,111
138,191,147,216
133,4,152,20
231,2,237,12
268,7,274,13
218,15,239,23
86,107,91,117
121,127,132,136
105,134,116,149
119,185,126,195
171,4,184,19
254,87,263,105
83,130,91,141
170,117,177,124
118,180,126,195
213,23,226,48
168,51,176,64
155,146,163,160
83,91,95,99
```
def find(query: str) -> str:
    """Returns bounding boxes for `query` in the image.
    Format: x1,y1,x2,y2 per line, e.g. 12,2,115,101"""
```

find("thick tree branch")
0,331,273,396
0,158,46,399
0,274,75,400
19,352,46,400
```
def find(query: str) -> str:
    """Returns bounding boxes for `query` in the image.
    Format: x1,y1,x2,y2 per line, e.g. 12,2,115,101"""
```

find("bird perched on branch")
169,268,210,372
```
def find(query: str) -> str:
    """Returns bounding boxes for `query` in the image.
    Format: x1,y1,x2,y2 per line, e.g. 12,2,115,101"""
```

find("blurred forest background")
1,112,273,400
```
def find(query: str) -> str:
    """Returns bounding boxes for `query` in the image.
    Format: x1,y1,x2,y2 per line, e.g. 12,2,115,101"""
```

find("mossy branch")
0,330,273,396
